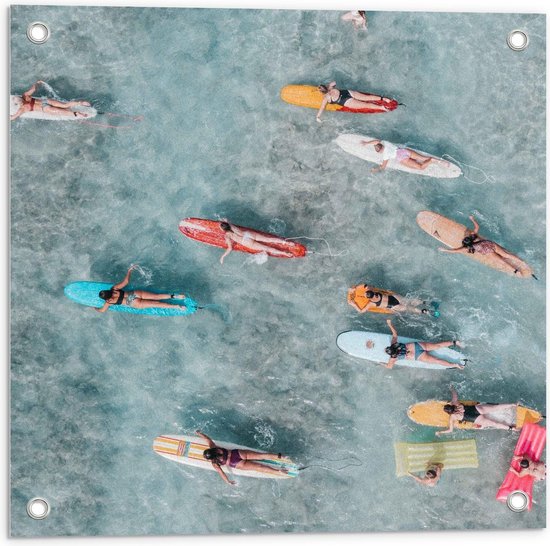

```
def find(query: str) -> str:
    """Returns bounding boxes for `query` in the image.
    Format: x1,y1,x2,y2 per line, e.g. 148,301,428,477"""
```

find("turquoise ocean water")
10,6,545,536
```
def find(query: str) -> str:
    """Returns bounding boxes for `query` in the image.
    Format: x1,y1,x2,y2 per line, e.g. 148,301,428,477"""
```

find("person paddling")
96,266,187,313
196,430,290,485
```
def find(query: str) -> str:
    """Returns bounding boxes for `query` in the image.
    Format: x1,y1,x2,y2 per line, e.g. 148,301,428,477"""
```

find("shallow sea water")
10,6,545,537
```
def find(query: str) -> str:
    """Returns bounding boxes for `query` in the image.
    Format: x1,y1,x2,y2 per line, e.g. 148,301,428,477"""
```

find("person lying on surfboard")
361,139,447,172
10,80,91,121
436,386,519,435
95,266,187,312
196,430,291,485
341,10,367,29
509,455,546,481
316,81,393,122
437,215,526,277
219,221,294,263
347,284,435,315
384,320,464,370
407,463,443,487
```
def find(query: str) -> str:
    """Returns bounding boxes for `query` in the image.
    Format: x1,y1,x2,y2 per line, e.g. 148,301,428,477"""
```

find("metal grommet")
27,22,50,44
506,490,529,512
507,30,529,51
26,497,50,520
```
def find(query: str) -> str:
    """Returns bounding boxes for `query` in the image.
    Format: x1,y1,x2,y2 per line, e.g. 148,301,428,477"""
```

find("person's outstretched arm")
214,464,235,486
220,238,233,264
316,95,330,123
113,266,134,289
385,357,397,369
386,319,398,342
95,302,110,313
469,215,480,234
449,386,459,404
372,160,389,173
196,430,217,449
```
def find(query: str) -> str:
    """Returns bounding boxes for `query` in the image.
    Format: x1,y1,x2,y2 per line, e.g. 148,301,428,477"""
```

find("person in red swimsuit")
10,80,91,121
196,430,291,485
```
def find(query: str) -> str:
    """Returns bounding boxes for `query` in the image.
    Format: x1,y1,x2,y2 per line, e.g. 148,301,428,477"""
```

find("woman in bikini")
438,215,523,276
384,319,464,370
347,284,431,315
436,386,519,435
96,266,187,313
316,81,393,122
10,80,91,121
219,221,293,263
362,139,445,172
196,430,290,485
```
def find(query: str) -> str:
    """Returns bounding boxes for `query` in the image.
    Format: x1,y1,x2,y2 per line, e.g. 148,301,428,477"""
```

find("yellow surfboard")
407,400,543,430
347,284,396,314
280,85,398,113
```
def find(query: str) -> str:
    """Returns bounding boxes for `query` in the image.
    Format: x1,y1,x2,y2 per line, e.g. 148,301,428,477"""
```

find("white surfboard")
153,434,299,479
335,134,462,178
336,331,465,370
10,95,97,120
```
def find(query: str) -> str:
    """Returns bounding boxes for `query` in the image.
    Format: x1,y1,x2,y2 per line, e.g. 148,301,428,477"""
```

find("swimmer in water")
10,80,92,121
95,266,187,312
509,455,546,481
407,463,443,487
341,10,367,30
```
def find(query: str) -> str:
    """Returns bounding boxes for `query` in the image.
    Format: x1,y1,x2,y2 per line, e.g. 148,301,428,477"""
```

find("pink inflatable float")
496,423,546,510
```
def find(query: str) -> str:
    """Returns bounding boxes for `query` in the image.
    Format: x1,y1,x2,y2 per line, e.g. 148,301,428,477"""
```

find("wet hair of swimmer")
318,84,329,94
462,235,477,253
203,447,224,462
220,222,232,232
443,404,460,415
365,290,375,298
520,459,530,469
425,469,437,478
99,289,113,301
374,143,384,153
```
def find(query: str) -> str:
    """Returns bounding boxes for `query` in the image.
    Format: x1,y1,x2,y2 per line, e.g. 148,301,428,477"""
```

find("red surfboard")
178,218,307,258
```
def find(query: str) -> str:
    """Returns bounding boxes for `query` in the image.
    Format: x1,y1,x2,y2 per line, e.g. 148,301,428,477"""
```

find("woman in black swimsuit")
316,81,393,122
436,386,519,435
95,266,187,313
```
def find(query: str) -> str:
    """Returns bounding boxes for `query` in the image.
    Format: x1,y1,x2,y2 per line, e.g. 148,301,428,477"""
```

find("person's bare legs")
349,91,392,104
344,97,388,111
132,299,186,310
237,449,286,461
133,290,185,300
234,460,289,476
474,416,512,429
419,341,461,351
418,352,464,368
42,105,88,117
491,246,523,275
250,232,291,244
47,98,91,108
243,239,293,257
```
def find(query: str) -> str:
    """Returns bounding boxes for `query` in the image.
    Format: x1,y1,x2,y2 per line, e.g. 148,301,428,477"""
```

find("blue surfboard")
64,281,198,316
